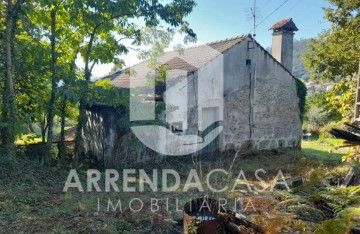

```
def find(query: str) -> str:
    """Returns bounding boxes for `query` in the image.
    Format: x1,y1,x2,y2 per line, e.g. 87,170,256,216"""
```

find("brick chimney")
270,18,298,73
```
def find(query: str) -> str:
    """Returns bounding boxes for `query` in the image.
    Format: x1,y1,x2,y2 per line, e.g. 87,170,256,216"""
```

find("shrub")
315,212,352,234
304,107,331,136
107,219,133,234
319,122,343,139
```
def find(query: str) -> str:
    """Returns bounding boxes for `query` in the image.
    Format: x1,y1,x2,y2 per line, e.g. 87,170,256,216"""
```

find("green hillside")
293,38,312,81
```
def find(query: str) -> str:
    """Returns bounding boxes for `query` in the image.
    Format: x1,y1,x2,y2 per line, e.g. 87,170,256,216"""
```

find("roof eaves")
102,34,250,82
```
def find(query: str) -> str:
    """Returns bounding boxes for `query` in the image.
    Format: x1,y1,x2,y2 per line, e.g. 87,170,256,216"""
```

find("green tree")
304,0,360,81
26,0,84,162
304,0,360,123
57,56,79,161
45,3,58,164
1,0,52,144
326,76,356,121
293,39,312,80
68,0,197,162
1,0,25,158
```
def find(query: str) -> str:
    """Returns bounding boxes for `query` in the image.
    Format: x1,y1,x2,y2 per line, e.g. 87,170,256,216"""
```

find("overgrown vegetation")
0,0,359,233
1,140,359,233
295,78,307,123
303,0,359,137
0,0,197,163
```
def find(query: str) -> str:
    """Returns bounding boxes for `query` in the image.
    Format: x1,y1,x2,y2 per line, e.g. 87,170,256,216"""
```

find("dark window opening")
171,122,183,133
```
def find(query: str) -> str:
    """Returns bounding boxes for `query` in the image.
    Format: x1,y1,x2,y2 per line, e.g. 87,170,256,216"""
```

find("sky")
90,0,332,78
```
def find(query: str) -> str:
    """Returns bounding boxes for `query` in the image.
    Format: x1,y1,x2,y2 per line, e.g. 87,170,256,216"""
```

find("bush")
303,121,320,137
319,122,343,139
315,212,353,234
303,107,332,137
107,219,133,234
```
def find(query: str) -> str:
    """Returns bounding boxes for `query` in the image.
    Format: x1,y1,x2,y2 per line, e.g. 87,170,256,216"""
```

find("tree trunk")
1,0,16,158
58,97,67,161
40,116,47,143
59,52,77,163
74,99,86,163
41,127,46,143
28,124,35,133
74,31,95,163
45,8,57,164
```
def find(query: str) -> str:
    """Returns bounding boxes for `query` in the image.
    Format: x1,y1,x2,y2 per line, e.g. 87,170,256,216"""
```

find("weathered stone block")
253,127,274,138
258,140,270,150
239,140,251,150
269,140,278,149
287,138,298,148
278,139,286,148
224,134,233,142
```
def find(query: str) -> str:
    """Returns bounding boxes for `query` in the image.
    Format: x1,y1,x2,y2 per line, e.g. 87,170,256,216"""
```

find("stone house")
83,18,303,166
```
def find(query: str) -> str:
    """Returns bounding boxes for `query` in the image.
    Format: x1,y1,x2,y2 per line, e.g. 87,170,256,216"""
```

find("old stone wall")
83,106,157,167
252,43,302,149
221,39,252,151
222,88,251,151
221,39,301,151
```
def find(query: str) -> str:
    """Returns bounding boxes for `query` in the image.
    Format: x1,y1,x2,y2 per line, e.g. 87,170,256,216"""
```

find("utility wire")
279,0,302,18
249,0,290,33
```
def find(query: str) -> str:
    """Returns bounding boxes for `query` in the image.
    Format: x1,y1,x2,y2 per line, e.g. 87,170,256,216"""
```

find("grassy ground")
302,138,346,163
0,139,358,233
15,126,73,145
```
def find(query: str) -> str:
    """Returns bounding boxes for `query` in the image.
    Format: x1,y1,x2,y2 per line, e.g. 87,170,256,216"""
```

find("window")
171,122,183,134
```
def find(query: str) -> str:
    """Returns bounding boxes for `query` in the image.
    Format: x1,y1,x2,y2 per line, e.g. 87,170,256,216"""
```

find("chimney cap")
270,18,298,32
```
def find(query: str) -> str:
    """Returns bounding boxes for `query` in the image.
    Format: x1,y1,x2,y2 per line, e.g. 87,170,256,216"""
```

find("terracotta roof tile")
107,35,249,88
270,18,298,31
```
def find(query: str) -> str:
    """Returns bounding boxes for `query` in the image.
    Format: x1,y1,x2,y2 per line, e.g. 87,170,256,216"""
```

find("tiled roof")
107,35,249,88
270,18,298,31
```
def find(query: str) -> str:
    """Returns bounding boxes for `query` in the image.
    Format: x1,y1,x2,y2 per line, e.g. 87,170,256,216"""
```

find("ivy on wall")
295,78,307,123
